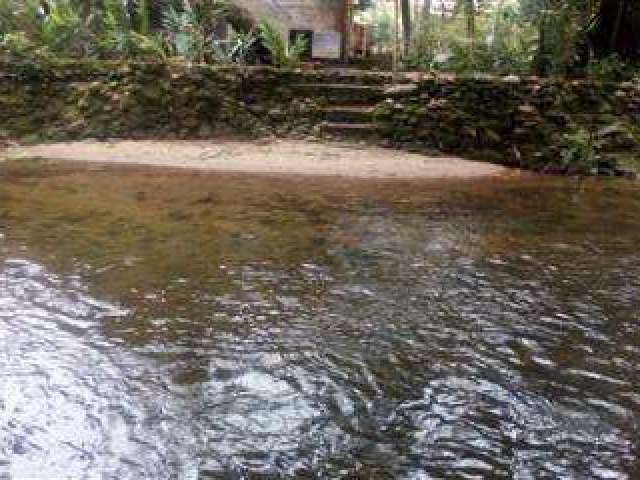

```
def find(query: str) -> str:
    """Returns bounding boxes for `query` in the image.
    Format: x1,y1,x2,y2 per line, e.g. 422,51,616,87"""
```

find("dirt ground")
3,139,508,179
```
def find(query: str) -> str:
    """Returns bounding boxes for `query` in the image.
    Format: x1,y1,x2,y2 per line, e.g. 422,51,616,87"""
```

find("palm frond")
258,19,307,67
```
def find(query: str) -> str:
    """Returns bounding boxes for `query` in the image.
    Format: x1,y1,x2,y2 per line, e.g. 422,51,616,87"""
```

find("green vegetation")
380,0,639,79
403,4,538,74
560,128,600,174
0,0,638,175
1,0,637,78
0,0,167,61
0,0,290,66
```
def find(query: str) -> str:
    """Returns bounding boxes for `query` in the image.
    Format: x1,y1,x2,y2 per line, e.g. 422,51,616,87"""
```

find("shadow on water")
1,159,639,478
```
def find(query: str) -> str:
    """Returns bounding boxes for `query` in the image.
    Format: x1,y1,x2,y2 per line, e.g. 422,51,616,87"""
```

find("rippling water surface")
1,160,639,479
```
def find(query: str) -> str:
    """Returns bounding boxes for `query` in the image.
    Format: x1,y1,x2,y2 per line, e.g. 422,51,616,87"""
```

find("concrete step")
321,105,375,123
293,69,399,86
319,122,380,140
291,83,387,105
293,68,422,86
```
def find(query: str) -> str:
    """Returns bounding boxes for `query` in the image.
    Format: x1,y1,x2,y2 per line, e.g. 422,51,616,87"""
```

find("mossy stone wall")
0,61,320,142
375,76,640,171
1,59,639,172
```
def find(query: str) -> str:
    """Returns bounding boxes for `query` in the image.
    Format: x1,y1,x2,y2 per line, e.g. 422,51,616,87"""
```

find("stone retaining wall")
0,61,319,141
1,59,639,172
376,76,640,172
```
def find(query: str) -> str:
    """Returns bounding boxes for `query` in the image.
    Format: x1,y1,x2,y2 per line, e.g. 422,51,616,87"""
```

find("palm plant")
38,0,91,55
162,3,205,61
162,0,232,62
1,0,94,57
210,29,257,65
257,19,307,68
99,0,165,60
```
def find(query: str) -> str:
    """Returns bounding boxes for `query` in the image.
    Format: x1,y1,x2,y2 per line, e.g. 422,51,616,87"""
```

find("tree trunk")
589,0,640,59
464,0,475,49
401,0,411,56
534,6,548,75
341,0,349,62
138,0,149,34
609,0,625,50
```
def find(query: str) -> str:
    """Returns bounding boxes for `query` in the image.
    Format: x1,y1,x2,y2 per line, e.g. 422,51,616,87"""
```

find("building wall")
232,0,345,59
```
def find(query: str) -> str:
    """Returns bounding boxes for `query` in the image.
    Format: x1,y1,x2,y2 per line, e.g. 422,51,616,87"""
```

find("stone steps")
292,75,393,141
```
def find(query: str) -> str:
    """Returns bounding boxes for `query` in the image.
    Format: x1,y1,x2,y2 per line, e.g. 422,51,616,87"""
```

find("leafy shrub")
405,6,537,75
588,54,638,81
1,31,41,56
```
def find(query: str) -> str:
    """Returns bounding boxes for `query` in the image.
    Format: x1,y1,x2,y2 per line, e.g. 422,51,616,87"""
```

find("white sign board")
312,31,341,59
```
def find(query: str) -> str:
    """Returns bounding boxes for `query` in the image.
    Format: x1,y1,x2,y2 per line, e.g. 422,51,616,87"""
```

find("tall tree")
401,0,411,55
463,0,476,49
588,0,640,59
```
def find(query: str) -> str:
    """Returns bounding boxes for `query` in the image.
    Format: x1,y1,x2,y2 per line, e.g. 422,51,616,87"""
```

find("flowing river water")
0,160,639,479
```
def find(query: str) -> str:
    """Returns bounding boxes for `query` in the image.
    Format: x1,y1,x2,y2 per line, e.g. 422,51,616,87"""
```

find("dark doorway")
289,30,313,61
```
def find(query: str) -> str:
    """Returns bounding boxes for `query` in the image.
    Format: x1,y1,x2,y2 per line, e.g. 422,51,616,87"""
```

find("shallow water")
1,161,639,479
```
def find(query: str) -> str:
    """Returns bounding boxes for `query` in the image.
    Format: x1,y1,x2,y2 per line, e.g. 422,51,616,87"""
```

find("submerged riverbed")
1,160,639,479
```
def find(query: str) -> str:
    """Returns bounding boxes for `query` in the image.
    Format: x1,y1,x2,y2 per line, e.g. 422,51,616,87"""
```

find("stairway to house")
290,70,411,141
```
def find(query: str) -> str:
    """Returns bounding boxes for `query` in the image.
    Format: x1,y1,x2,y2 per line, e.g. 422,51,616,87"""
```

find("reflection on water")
1,160,639,478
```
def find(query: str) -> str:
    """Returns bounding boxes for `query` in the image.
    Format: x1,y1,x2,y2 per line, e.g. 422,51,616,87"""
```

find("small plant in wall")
560,128,599,174
559,123,636,175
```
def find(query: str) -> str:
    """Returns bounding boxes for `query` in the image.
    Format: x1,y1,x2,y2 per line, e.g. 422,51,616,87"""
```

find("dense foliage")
0,0,637,77
0,0,298,65
378,0,638,77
